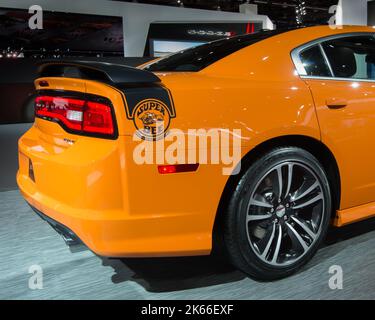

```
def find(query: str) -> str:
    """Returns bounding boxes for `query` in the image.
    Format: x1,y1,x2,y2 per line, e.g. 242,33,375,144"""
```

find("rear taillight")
35,95,115,137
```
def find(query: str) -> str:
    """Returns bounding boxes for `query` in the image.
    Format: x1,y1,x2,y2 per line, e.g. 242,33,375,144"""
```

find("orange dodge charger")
17,26,375,280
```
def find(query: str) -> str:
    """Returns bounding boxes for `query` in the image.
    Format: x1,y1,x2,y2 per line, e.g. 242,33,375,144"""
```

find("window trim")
291,32,375,82
318,43,334,77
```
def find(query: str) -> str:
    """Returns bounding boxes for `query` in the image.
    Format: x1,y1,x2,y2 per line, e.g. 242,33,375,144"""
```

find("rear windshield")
144,29,287,72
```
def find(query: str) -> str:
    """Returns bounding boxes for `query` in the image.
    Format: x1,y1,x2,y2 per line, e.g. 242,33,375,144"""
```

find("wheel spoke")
260,223,276,259
291,216,317,240
293,193,323,210
271,224,283,264
276,166,283,199
247,214,273,222
284,164,293,198
292,181,320,202
286,222,309,252
249,198,273,209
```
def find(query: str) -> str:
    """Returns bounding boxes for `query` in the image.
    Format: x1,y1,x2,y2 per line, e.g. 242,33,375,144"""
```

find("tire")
223,146,332,280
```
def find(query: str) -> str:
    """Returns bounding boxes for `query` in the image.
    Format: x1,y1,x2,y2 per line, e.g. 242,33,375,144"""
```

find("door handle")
326,98,348,109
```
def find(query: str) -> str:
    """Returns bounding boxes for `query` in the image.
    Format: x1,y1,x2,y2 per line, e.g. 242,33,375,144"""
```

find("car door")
293,34,375,210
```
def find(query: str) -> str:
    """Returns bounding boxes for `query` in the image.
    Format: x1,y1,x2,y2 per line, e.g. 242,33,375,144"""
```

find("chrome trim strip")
291,32,375,80
300,75,375,83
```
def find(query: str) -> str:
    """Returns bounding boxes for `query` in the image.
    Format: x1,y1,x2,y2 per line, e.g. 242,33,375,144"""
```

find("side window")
322,35,375,80
299,45,331,77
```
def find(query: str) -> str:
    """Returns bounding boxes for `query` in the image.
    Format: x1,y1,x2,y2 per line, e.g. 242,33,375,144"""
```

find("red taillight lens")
83,101,114,135
35,95,115,137
35,96,85,131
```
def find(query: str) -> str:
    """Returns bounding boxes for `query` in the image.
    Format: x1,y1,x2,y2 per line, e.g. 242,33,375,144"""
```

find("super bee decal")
133,99,171,140
118,85,176,140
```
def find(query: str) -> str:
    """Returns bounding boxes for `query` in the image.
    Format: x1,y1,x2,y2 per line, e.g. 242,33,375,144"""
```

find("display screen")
0,8,124,58
151,40,206,57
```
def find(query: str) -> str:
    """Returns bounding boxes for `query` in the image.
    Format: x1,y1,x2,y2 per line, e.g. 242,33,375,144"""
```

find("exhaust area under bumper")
29,204,82,246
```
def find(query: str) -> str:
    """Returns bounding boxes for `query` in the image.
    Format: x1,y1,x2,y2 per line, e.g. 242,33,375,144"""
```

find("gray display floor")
1,189,375,299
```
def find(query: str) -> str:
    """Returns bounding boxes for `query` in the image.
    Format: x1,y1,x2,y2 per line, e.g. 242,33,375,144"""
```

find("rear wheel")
223,147,332,280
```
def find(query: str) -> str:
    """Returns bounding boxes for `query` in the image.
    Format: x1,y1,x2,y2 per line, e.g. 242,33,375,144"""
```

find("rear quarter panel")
156,73,320,237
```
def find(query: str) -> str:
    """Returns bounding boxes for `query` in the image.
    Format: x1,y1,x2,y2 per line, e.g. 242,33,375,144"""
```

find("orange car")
17,25,375,280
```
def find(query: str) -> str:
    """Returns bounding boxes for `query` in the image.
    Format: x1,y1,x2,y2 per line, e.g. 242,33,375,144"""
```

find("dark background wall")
368,0,375,25
0,123,31,191
0,8,124,57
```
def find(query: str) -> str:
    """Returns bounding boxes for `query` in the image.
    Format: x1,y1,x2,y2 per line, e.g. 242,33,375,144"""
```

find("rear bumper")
18,171,211,257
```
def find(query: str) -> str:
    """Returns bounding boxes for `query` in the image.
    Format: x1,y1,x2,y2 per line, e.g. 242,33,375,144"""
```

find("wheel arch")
213,135,341,249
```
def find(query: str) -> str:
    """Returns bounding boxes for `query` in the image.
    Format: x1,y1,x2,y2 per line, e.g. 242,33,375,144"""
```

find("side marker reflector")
158,164,199,174
29,159,35,182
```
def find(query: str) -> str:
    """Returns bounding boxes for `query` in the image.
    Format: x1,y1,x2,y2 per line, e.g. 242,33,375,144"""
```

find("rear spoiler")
37,60,161,86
